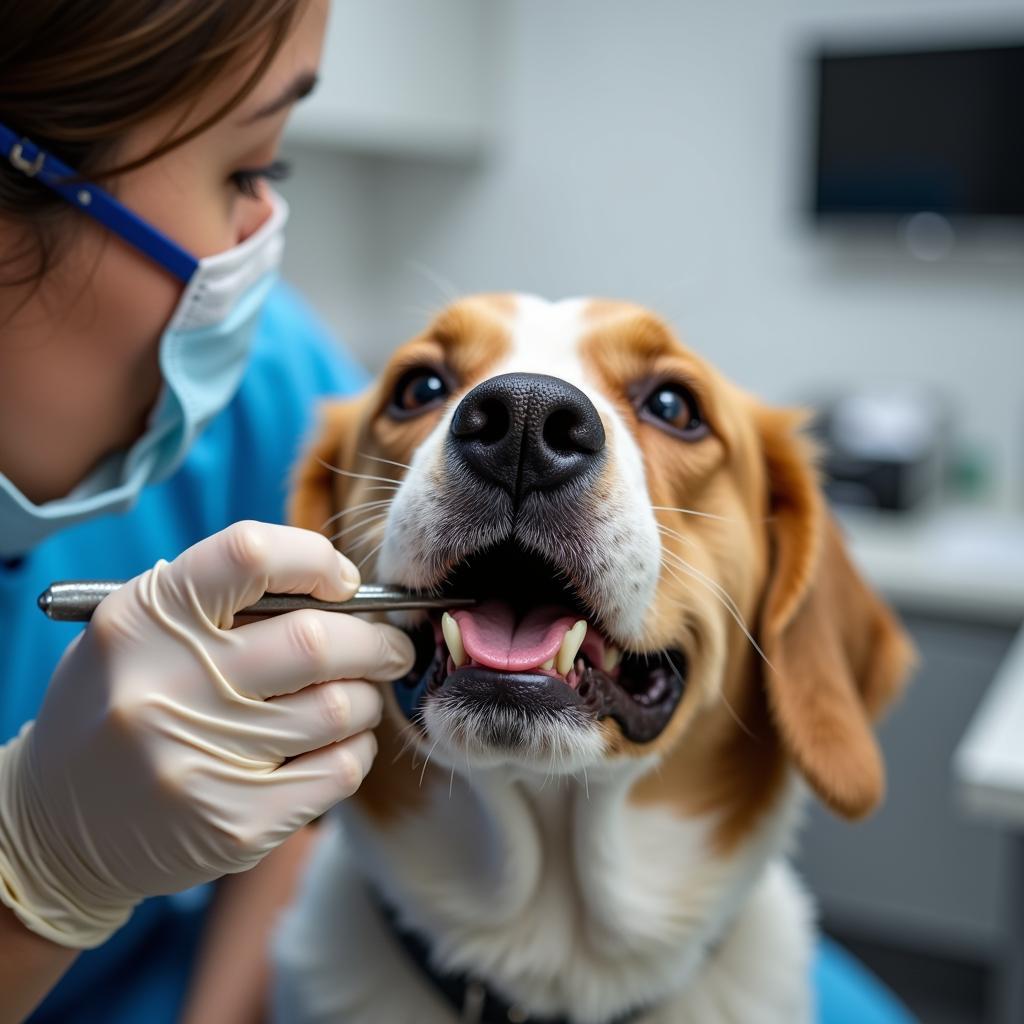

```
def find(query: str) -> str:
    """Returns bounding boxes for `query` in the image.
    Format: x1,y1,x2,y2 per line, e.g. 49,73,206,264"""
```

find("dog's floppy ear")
289,398,369,534
757,408,915,820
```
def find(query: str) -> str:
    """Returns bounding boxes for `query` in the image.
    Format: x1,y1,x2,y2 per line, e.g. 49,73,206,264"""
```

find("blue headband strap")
0,123,199,283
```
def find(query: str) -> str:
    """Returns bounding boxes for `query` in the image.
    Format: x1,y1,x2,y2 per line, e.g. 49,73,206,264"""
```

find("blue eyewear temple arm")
0,123,199,284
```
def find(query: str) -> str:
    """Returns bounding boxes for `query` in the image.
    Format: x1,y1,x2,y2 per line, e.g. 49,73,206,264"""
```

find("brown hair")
0,0,304,285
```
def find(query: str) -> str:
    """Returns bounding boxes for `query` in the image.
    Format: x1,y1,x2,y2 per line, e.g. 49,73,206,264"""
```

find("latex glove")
0,521,414,948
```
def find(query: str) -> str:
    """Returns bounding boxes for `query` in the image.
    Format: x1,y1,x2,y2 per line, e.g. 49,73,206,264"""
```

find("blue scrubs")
0,283,366,1023
0,285,912,1022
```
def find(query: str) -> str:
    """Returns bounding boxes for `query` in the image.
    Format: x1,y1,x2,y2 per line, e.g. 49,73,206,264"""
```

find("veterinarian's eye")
229,159,292,198
640,383,708,440
391,367,450,415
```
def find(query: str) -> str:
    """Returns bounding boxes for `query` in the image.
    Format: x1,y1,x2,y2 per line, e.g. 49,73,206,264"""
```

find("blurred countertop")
839,504,1024,623
956,624,1024,829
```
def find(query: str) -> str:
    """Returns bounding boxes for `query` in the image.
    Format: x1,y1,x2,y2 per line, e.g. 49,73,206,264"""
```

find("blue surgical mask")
0,126,288,557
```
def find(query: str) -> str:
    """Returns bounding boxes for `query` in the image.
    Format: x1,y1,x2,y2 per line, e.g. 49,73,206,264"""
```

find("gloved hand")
0,521,414,949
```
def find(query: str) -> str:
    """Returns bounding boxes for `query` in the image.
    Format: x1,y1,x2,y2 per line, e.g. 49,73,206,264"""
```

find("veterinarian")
0,2,417,1021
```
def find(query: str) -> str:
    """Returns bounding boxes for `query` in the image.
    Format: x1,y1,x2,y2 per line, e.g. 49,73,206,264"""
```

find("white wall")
277,145,382,349
281,0,1024,508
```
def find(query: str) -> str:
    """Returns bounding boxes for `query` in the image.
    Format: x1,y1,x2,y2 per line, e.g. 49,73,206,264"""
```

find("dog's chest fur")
272,768,814,1024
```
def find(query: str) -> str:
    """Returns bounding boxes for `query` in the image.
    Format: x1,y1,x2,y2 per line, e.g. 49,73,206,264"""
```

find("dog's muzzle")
390,372,688,749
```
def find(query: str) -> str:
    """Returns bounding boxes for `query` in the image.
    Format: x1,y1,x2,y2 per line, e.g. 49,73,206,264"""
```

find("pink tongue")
452,601,578,672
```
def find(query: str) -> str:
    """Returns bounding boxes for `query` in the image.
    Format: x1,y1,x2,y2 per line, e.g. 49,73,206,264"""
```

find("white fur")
272,295,817,1023
272,774,813,1024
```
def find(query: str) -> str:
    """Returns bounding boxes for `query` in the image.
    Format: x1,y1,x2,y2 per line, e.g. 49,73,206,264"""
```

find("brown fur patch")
578,307,913,847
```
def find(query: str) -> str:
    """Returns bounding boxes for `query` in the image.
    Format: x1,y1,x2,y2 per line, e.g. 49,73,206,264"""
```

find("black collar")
372,888,648,1024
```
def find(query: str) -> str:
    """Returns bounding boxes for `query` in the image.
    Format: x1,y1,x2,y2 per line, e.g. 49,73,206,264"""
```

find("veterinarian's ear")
757,408,915,820
288,399,368,533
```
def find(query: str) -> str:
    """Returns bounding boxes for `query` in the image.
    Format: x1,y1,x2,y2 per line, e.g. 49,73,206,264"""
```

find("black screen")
812,42,1024,218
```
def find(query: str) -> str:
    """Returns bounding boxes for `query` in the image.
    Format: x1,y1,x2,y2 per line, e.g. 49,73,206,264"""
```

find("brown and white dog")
271,295,914,1024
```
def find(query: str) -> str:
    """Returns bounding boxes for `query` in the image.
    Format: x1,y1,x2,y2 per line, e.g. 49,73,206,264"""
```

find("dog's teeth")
602,646,622,673
441,612,467,668
556,620,588,676
541,657,555,671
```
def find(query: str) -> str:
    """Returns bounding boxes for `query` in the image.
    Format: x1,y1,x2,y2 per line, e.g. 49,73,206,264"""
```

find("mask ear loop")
0,122,200,284
8,140,45,177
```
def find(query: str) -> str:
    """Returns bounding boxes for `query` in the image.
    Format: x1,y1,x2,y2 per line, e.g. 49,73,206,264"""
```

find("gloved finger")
219,610,415,699
266,730,379,826
169,521,361,627
253,681,384,759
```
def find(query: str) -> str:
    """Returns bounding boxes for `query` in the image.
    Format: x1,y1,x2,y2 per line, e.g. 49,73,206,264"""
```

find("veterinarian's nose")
449,372,605,495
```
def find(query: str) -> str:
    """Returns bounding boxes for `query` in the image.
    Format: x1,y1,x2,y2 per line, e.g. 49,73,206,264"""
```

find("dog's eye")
391,367,450,415
640,383,708,440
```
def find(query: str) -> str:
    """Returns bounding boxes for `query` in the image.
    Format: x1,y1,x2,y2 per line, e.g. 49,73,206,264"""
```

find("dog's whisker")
316,456,403,487
342,523,388,555
656,523,696,547
329,510,391,544
406,259,463,304
651,504,737,522
654,504,772,526
394,721,424,763
406,725,431,771
663,561,753,647
357,451,413,472
327,510,392,543
658,559,745,641
418,737,443,787
358,482,403,493
659,525,767,666
334,524,388,556
320,498,394,532
658,553,772,670
356,537,388,572
718,690,759,741
659,549,749,629
392,724,421,765
666,649,757,741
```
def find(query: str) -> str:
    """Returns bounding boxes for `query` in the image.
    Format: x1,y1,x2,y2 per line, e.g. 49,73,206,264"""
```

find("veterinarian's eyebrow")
244,71,319,122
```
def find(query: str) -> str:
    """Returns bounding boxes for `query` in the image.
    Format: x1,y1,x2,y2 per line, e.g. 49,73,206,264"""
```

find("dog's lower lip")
394,615,687,743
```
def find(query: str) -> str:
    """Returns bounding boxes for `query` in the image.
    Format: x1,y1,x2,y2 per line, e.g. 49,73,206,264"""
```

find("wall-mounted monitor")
811,41,1024,220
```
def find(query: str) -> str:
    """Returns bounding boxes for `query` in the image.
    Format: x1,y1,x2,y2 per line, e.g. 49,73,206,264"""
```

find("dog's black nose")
449,372,605,496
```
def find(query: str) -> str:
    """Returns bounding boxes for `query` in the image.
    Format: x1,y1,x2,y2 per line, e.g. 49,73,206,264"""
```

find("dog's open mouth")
394,541,687,743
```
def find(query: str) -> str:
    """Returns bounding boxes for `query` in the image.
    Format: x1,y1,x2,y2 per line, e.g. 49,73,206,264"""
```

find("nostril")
476,398,510,444
543,408,583,455
451,396,511,444
543,406,604,456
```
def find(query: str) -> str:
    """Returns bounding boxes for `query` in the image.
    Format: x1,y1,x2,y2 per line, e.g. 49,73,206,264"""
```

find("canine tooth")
441,612,467,668
556,620,588,676
602,646,622,673
541,657,555,670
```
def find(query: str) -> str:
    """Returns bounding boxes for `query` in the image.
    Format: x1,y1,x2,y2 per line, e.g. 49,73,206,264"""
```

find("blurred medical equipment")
812,388,950,511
